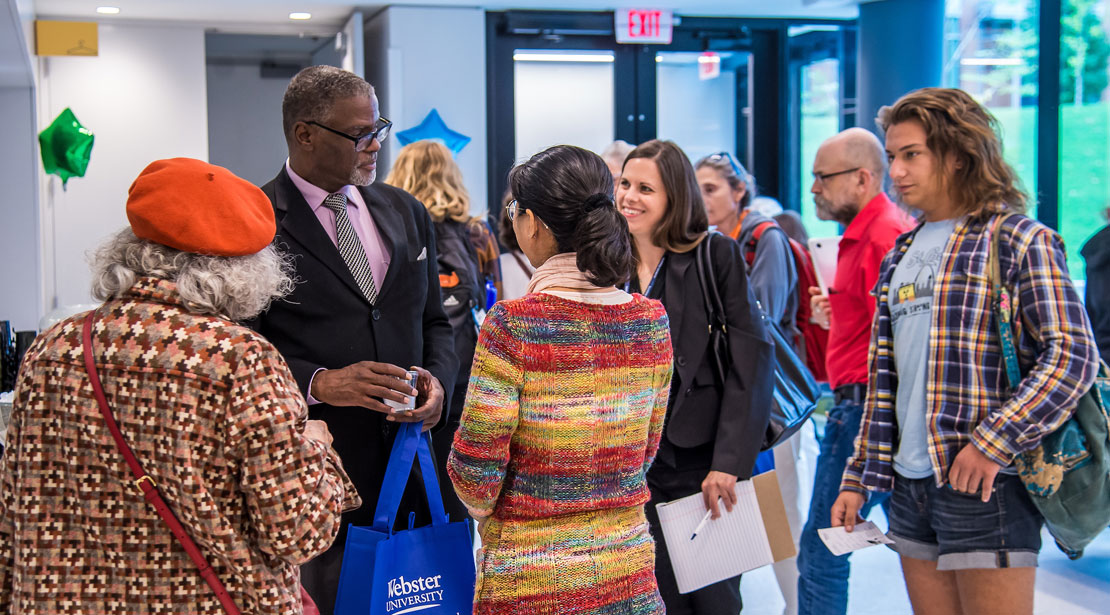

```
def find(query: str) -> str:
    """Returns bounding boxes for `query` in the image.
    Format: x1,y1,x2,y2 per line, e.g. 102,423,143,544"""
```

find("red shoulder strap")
743,220,778,268
82,313,242,615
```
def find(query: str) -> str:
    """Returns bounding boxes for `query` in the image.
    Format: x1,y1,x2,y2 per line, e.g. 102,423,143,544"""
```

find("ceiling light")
961,58,1022,66
513,53,614,63
289,12,312,20
96,6,120,14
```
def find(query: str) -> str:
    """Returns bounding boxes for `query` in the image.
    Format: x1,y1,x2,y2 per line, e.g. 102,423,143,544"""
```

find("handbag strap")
696,232,727,332
371,420,449,532
988,213,1022,391
81,313,242,615
694,233,728,384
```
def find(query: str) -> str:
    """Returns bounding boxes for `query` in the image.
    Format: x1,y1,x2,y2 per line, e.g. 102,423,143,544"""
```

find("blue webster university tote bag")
333,421,476,615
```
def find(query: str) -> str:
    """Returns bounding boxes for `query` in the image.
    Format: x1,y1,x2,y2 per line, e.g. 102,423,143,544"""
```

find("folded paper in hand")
655,471,796,594
817,521,894,556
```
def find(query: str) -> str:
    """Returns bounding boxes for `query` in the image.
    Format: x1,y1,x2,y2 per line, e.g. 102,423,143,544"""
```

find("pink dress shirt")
285,161,392,404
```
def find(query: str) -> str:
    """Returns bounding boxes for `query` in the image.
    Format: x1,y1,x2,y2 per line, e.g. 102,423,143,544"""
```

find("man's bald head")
811,128,887,226
823,127,887,180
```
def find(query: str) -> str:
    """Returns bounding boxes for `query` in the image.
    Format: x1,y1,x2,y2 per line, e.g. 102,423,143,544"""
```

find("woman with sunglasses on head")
695,152,798,340
618,139,775,614
448,145,673,614
695,153,807,615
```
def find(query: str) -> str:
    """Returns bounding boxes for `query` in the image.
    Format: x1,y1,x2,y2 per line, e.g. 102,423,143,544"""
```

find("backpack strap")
989,212,1021,390
743,220,779,269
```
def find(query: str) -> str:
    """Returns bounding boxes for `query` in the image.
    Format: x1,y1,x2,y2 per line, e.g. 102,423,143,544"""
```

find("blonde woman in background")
385,140,500,523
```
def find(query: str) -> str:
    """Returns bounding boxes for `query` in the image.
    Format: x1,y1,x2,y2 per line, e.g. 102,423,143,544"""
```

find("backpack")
434,219,486,376
743,220,829,382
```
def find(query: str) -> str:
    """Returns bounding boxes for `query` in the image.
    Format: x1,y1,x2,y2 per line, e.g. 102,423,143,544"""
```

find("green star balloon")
38,108,94,188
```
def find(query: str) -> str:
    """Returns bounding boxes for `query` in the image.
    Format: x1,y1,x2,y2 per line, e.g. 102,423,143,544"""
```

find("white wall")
206,62,289,186
0,0,40,331
0,87,40,331
367,6,488,215
37,22,207,311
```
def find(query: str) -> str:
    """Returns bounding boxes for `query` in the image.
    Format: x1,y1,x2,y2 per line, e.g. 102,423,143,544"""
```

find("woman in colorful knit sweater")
448,145,673,614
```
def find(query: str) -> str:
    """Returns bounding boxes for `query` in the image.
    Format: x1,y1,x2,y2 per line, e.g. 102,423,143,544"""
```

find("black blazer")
660,232,774,478
251,167,458,523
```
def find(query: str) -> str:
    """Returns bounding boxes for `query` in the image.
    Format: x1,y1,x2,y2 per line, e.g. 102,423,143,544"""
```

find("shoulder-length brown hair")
623,139,707,253
877,87,1027,220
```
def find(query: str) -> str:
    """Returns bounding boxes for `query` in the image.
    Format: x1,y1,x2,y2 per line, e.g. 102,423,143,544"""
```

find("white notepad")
655,474,791,594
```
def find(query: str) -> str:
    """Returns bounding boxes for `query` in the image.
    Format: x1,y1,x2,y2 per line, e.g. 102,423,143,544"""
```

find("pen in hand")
690,497,723,540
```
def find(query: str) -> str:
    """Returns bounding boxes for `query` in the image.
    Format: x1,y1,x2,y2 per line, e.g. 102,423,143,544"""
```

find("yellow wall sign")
35,21,98,57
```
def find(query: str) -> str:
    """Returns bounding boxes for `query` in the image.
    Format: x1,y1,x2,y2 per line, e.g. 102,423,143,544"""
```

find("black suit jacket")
251,167,458,526
660,233,775,478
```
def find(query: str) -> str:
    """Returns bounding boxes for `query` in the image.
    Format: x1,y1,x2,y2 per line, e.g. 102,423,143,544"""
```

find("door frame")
486,10,856,215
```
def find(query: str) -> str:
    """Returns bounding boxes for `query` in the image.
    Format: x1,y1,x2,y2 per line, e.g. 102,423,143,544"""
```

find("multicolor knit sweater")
448,292,673,520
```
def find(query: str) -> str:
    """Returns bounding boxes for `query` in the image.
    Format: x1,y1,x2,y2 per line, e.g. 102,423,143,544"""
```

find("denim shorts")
887,472,1042,570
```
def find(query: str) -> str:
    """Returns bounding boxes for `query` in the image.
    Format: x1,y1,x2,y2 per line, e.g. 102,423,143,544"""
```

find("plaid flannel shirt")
842,213,1099,494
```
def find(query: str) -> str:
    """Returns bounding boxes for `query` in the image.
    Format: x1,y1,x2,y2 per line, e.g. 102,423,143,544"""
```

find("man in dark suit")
250,65,457,614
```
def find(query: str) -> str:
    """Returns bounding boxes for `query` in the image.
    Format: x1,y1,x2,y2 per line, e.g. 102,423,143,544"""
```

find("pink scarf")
525,253,606,294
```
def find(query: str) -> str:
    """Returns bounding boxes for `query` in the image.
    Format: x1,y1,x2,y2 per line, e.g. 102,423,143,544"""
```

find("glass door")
513,49,616,160
486,11,856,220
656,51,750,165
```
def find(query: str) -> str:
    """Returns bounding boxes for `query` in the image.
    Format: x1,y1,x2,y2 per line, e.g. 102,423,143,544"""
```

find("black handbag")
694,232,821,450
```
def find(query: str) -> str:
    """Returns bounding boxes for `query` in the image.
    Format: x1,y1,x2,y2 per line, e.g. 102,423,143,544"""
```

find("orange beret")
126,158,275,257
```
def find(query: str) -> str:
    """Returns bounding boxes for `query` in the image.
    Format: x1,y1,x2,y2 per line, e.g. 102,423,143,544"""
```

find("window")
1058,0,1110,279
944,0,1039,219
799,57,842,238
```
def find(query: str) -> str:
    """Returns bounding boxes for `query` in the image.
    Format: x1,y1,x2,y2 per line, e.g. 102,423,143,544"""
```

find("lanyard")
625,255,667,297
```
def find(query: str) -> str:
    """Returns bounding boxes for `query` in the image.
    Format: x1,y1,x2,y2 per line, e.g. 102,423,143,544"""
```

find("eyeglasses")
812,167,861,185
307,117,392,151
707,151,743,177
506,199,523,222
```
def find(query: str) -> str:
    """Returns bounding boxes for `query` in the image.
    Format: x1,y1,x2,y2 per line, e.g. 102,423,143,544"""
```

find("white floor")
740,510,1110,615
739,425,1110,615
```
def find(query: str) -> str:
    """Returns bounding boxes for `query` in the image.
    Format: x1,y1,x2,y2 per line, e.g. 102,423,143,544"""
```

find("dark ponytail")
508,145,631,287
570,193,631,287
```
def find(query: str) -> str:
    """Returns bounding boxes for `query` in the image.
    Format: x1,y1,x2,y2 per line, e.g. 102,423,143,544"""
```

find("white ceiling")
34,0,859,32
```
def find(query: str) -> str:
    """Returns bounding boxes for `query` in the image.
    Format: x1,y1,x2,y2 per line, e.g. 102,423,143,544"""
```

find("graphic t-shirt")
889,218,957,479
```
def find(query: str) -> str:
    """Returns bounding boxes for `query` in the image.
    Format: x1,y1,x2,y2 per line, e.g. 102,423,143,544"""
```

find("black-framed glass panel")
655,51,750,164
1058,0,1110,280
513,49,616,160
944,0,1040,220
486,11,856,220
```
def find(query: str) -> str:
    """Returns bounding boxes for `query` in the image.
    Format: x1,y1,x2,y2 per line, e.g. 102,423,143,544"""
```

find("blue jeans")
797,399,890,615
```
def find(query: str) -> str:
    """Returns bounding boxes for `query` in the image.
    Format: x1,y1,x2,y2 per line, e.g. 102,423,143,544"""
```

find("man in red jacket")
797,128,913,615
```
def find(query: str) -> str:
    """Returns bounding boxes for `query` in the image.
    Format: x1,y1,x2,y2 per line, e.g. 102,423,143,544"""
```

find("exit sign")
615,9,674,44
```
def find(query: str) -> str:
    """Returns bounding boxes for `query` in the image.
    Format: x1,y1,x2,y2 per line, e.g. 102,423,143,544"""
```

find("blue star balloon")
395,109,471,155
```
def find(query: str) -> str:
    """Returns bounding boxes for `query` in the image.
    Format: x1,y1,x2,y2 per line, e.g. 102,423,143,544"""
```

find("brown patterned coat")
0,277,361,614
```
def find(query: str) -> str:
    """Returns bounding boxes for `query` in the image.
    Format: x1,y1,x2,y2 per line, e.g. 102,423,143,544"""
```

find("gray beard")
350,168,375,186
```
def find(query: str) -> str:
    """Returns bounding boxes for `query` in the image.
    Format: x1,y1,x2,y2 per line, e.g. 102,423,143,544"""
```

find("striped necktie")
323,192,379,303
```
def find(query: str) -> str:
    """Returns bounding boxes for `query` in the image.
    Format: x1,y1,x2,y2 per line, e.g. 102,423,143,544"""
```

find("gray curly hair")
91,229,296,322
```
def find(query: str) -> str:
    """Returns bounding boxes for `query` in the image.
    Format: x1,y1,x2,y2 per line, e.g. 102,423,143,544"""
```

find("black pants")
645,464,743,615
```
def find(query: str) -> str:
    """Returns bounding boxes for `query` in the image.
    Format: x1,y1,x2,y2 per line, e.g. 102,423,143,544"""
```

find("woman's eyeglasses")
506,199,523,222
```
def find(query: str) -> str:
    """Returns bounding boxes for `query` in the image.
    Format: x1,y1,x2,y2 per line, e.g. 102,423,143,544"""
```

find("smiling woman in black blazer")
617,139,775,615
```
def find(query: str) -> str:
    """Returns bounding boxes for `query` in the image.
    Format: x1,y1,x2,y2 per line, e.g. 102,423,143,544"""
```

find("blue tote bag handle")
371,421,449,532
